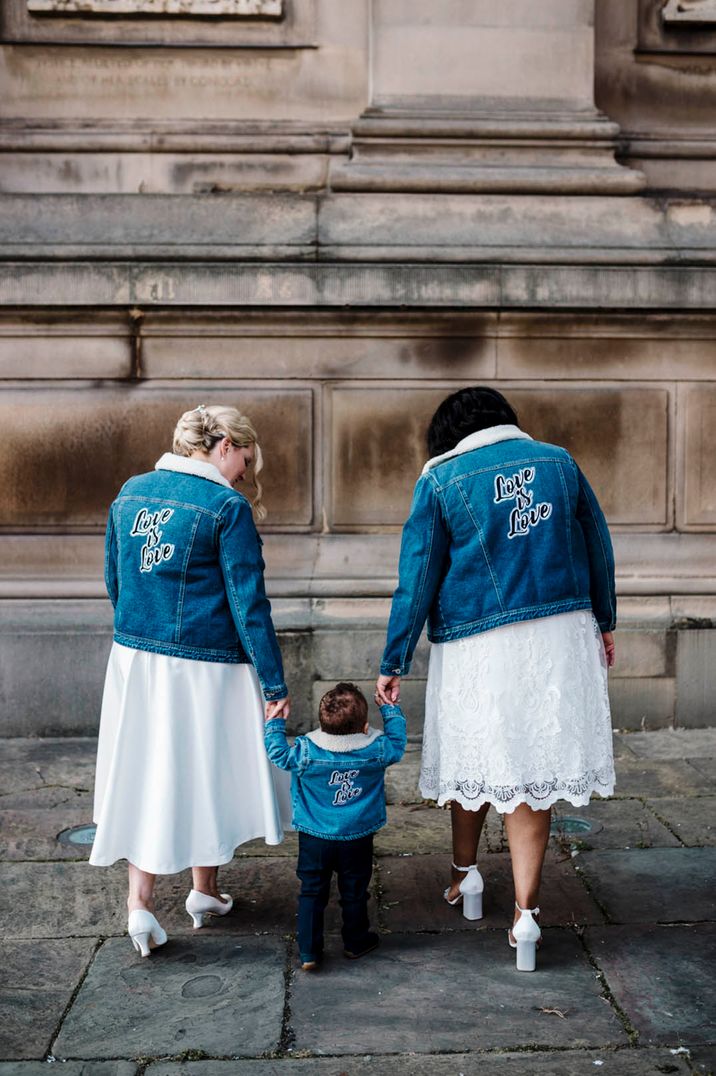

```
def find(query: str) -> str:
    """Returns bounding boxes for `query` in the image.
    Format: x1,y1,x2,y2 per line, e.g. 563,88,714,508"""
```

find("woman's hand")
265,696,291,722
375,674,401,705
602,632,616,668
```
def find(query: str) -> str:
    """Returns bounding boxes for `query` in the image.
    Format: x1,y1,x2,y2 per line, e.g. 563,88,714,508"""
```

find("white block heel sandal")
509,902,541,972
443,863,484,921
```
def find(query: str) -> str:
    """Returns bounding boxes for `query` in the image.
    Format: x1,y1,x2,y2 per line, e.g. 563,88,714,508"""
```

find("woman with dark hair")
376,387,616,971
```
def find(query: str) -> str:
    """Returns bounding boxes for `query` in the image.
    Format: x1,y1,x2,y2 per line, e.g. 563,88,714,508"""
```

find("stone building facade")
0,0,714,736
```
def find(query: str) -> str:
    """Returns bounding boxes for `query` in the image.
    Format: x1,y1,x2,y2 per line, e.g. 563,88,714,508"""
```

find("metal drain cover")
550,816,593,835
57,823,97,846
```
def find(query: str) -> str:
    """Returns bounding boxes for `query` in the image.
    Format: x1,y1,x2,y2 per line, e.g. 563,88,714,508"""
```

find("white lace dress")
420,610,615,813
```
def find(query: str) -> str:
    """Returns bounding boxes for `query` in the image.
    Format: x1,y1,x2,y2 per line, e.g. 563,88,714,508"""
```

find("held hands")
265,696,291,722
602,632,616,668
375,674,401,706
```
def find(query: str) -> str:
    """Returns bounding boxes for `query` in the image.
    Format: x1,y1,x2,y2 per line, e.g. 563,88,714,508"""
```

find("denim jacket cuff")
263,683,288,701
380,661,407,677
264,718,287,733
379,703,404,717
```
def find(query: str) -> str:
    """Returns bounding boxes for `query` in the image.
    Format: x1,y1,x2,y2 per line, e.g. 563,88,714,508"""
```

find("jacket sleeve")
379,704,408,765
218,496,288,701
264,719,303,770
574,462,617,633
380,474,449,676
104,504,119,610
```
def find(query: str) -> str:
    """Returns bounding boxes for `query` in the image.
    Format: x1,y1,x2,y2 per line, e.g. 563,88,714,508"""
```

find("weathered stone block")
0,316,131,378
608,677,675,730
676,629,716,727
576,848,716,923
611,629,671,679
587,923,716,1045
0,938,96,1059
329,385,669,526
0,387,312,527
679,383,716,528
53,936,286,1059
290,930,627,1053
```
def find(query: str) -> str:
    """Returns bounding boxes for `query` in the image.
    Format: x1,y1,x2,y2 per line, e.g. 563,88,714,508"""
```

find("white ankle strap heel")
443,863,484,921
185,889,234,929
509,902,541,972
127,909,167,958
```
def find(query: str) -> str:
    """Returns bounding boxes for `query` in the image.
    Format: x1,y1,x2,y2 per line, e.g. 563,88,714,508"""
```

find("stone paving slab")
612,758,715,798
0,739,96,796
0,938,97,1060
53,936,286,1060
0,862,126,938
588,924,716,1045
689,1044,716,1075
143,1049,692,1076
0,1066,136,1076
0,807,93,861
551,798,681,850
0,785,94,810
575,848,716,924
290,930,628,1054
378,850,604,932
239,831,299,858
648,797,716,847
618,730,716,761
687,757,716,784
374,804,455,855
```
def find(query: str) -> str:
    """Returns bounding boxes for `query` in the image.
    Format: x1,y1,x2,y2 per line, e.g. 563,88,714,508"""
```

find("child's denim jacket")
265,704,407,840
105,452,287,700
381,425,616,677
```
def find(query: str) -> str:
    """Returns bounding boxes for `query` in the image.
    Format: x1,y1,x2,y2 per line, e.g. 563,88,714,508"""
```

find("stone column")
332,0,644,193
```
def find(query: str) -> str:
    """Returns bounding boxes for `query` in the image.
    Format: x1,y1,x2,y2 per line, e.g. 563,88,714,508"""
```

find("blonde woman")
90,404,291,957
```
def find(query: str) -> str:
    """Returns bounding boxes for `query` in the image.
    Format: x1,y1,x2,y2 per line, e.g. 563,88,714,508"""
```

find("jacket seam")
427,598,593,641
118,493,225,522
175,513,201,645
457,481,506,612
293,821,384,841
435,454,570,491
113,632,248,661
556,462,579,596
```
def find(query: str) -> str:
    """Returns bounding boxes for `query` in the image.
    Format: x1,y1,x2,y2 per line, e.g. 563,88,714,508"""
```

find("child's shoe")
299,952,322,971
343,931,380,959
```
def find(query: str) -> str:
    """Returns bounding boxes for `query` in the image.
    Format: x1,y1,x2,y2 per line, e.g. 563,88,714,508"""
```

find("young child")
265,681,407,970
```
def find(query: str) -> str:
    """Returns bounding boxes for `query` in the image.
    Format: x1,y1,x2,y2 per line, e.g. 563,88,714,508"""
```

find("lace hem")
423,770,615,814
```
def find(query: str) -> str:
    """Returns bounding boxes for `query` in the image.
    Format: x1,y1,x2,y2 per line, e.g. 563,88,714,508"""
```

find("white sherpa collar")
422,424,532,475
306,725,382,753
155,452,232,489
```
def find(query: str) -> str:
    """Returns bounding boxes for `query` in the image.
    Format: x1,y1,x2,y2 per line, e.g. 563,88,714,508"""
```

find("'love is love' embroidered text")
329,768,363,806
130,507,176,572
493,467,553,539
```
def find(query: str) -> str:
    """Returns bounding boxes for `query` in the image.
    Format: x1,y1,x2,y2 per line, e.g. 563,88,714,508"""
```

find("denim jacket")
104,452,287,700
264,704,407,840
381,425,616,677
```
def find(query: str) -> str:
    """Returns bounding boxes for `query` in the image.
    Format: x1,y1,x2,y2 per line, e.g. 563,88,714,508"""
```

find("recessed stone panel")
0,387,312,528
330,386,669,527
0,319,131,379
680,384,716,528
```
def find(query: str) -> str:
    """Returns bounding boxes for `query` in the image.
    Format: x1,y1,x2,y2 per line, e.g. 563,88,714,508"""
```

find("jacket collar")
422,424,532,475
306,726,382,753
155,452,232,489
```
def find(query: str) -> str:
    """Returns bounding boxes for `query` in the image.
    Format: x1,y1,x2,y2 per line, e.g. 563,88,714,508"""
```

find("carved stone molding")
663,0,716,26
26,0,281,14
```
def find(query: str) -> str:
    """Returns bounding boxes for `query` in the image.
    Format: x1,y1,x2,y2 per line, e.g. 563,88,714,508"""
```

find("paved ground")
1,728,715,1075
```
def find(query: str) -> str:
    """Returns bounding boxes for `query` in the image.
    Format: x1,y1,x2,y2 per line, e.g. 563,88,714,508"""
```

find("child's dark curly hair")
319,682,369,735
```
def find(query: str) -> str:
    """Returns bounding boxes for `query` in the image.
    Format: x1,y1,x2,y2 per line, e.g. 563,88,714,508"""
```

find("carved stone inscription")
27,0,281,14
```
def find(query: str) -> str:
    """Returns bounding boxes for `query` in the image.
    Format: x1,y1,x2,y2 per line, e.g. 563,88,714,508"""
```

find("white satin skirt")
90,643,292,875
420,611,615,814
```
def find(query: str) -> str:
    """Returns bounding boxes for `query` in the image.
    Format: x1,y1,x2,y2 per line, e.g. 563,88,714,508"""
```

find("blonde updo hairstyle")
173,404,266,522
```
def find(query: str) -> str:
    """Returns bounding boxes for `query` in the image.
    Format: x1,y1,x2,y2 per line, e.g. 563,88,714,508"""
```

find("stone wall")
1,0,715,733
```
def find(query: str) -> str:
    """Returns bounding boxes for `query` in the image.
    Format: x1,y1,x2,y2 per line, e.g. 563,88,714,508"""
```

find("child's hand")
265,696,291,722
375,675,400,705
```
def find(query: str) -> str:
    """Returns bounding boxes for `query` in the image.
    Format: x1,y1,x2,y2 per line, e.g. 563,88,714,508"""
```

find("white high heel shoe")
443,863,484,921
127,909,168,958
185,889,234,929
508,902,541,972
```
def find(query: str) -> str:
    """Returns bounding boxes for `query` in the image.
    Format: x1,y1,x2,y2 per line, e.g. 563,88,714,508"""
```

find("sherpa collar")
306,725,382,753
422,424,532,475
155,452,232,489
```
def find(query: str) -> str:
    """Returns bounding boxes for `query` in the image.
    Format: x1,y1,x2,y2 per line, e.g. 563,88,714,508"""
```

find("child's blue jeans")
296,831,374,961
